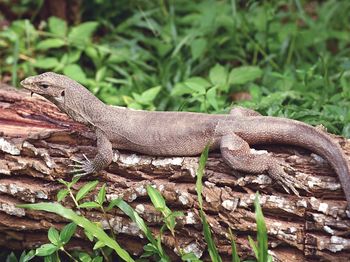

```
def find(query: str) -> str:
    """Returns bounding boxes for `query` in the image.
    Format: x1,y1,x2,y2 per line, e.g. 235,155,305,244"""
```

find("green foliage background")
1,0,350,136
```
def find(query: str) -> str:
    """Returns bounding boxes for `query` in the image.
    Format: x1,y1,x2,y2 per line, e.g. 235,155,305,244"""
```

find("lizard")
20,72,350,210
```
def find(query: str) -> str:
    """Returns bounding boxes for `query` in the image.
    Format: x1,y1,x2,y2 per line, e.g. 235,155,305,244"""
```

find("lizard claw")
70,154,95,177
268,163,308,196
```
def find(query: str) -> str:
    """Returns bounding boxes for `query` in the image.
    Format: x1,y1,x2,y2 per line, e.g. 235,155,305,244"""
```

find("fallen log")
0,84,350,261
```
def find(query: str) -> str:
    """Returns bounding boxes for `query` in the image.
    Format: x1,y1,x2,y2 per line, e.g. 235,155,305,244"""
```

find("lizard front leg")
71,128,113,176
220,134,306,194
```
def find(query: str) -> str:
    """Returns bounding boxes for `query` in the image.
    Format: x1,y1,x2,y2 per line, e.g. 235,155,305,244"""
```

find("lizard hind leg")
220,134,307,195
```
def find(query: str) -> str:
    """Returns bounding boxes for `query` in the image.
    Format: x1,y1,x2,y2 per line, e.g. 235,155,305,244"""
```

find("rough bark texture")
0,84,350,261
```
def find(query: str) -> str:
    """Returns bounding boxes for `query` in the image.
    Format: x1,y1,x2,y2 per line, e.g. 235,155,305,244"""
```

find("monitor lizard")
21,72,350,210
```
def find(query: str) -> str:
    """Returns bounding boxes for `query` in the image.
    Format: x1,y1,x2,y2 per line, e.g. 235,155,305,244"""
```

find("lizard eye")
40,84,49,89
61,90,65,97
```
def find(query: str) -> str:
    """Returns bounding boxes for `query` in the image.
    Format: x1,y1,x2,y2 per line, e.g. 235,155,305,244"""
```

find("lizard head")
20,72,68,100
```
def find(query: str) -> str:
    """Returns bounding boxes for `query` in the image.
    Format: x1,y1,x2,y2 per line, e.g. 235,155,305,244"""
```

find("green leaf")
48,227,60,245
195,145,221,261
19,250,35,262
56,189,69,202
5,252,17,262
48,17,67,37
181,252,201,261
63,64,87,84
228,228,240,262
228,66,262,85
97,184,106,205
92,257,103,262
33,57,59,69
79,201,101,209
84,229,94,242
199,210,222,262
184,77,211,95
248,236,258,260
146,186,166,212
60,222,77,244
93,240,106,250
78,252,92,262
254,192,270,262
68,22,99,46
116,199,162,254
206,86,219,111
17,202,134,261
209,64,228,86
196,145,209,208
107,198,122,211
191,38,207,60
35,243,58,257
136,86,162,104
76,180,99,202
96,67,107,82
37,38,65,50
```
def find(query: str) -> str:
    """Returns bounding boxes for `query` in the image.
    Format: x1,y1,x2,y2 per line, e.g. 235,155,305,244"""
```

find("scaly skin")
21,72,350,210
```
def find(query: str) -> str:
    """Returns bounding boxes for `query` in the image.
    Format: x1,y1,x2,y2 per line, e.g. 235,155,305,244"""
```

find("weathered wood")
0,84,350,261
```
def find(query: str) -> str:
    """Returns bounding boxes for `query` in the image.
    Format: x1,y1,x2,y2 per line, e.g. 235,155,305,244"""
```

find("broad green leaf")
63,64,87,84
19,250,36,262
18,202,134,261
84,229,94,242
206,86,219,111
97,184,106,205
33,57,59,69
136,86,161,104
228,66,262,85
191,38,207,60
60,222,77,244
116,199,172,260
181,252,201,261
76,180,99,202
96,67,107,82
184,77,211,95
79,201,100,209
78,252,92,262
48,17,67,37
92,257,103,262
37,38,65,50
56,189,69,202
107,198,122,211
35,243,58,257
171,83,193,96
68,22,98,46
93,240,106,250
48,227,60,245
209,64,228,86
146,186,166,212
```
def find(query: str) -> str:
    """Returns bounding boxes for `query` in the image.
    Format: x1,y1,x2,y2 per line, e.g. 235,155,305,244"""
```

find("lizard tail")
241,117,350,210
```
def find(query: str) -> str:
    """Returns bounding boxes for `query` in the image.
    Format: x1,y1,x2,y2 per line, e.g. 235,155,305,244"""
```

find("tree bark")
0,84,350,261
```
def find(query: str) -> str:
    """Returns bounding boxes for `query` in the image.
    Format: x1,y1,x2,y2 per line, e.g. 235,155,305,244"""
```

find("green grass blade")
247,236,258,260
254,192,268,262
196,144,209,208
17,202,134,262
195,145,221,262
228,228,240,262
